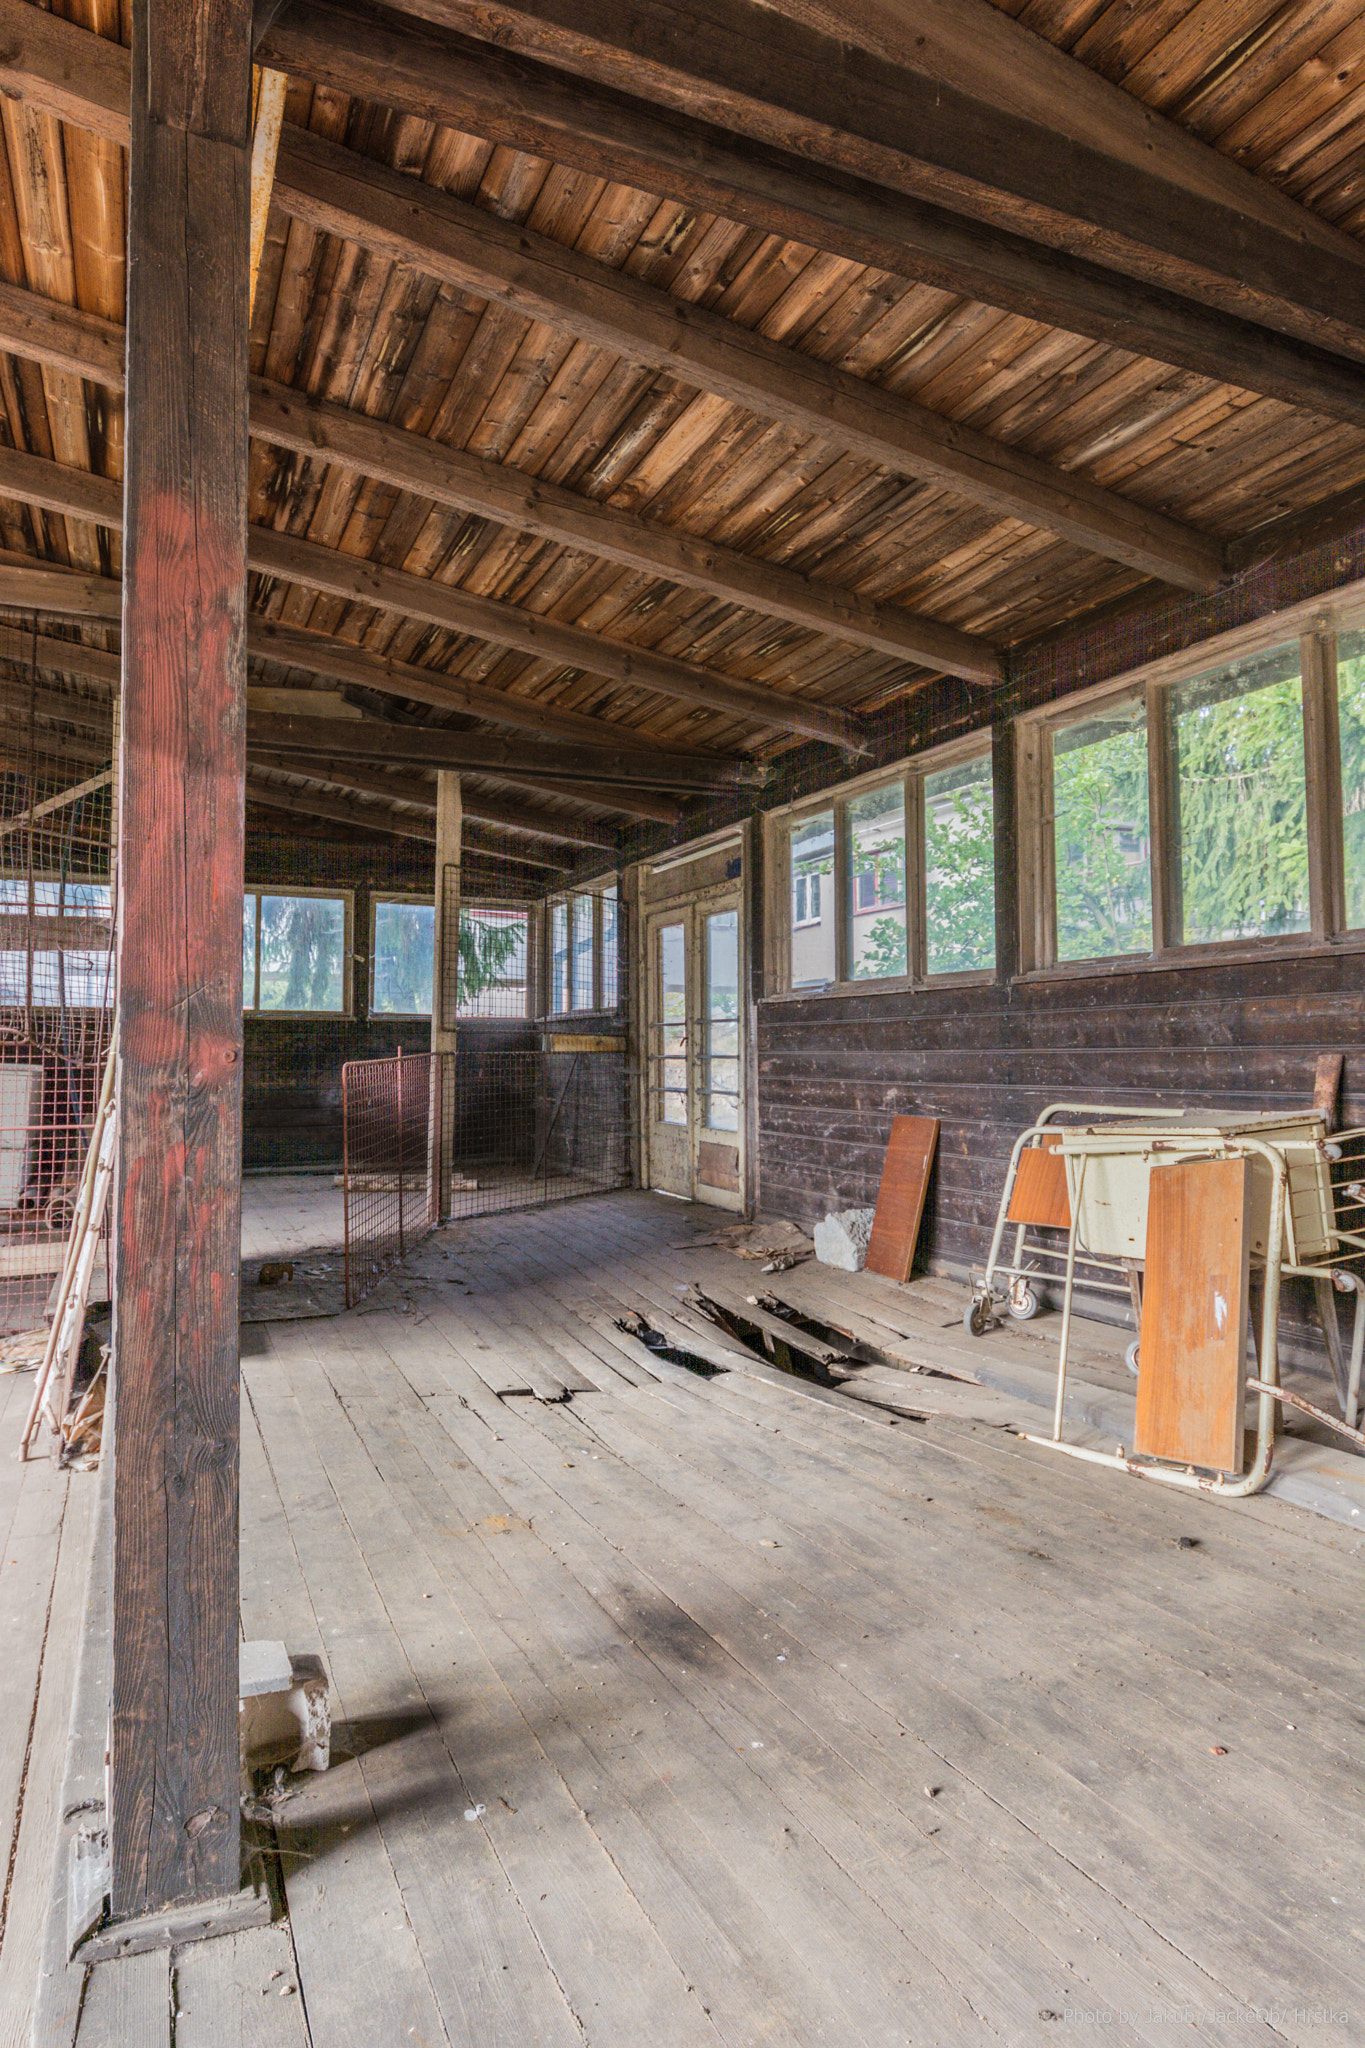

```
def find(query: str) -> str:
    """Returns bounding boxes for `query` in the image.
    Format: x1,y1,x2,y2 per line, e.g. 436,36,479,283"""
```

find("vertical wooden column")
111,0,252,1919
429,772,462,1218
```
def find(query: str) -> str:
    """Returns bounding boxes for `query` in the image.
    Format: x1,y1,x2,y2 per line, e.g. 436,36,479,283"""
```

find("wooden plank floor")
224,1190,1363,2048
13,1188,1365,2045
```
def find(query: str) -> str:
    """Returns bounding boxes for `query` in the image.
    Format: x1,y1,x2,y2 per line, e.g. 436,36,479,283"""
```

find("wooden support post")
428,773,462,1220
111,0,252,1920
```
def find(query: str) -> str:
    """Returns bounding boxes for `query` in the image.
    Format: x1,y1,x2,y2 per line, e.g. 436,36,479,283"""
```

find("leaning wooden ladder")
19,1031,117,1461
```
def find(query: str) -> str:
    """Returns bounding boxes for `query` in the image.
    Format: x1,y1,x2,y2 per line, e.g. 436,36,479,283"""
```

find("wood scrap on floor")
864,1117,940,1283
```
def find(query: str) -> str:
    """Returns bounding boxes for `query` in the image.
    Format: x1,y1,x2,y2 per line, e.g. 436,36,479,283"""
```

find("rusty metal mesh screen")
0,736,114,1340
343,1045,633,1305
341,1050,436,1307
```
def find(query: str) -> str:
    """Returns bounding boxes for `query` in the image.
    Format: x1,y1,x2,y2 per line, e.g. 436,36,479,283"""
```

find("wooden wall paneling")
111,0,252,1918
863,1114,940,1283
1134,1155,1252,1476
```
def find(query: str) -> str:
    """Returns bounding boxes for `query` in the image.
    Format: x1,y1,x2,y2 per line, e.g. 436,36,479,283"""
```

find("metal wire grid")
441,1047,632,1222
342,1045,633,1305
341,1049,435,1308
0,739,114,1337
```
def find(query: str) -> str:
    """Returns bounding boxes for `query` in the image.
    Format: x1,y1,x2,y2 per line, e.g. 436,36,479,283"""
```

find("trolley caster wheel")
1125,1339,1141,1376
964,1297,994,1337
1007,1282,1040,1322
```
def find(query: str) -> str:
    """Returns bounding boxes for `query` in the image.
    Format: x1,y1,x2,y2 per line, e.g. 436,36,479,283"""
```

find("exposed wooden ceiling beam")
0,275,1004,687
248,710,765,790
257,0,1365,431
244,746,634,839
398,0,1365,365
0,442,869,752
271,131,1222,591
246,773,435,843
250,525,865,750
246,770,571,867
0,574,693,760
250,381,1001,684
0,0,1223,591
0,560,123,620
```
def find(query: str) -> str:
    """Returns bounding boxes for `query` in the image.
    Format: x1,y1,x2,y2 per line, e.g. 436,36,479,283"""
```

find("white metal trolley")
966,1106,1365,1496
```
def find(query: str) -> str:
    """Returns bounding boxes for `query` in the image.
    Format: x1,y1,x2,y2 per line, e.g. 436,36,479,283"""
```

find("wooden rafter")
0,275,1004,685
395,0,1365,361
258,0,1365,430
0,443,870,751
248,709,767,790
0,0,1225,590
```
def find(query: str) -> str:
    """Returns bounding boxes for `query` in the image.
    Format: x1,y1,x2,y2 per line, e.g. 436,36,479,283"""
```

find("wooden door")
645,910,691,1198
693,899,744,1211
643,891,746,1209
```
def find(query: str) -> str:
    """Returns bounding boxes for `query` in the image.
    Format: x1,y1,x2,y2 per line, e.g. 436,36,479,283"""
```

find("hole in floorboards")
685,1289,854,1390
615,1313,726,1378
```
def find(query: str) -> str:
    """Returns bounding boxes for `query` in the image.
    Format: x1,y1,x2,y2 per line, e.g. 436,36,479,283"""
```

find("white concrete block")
239,1652,331,1774
813,1207,875,1271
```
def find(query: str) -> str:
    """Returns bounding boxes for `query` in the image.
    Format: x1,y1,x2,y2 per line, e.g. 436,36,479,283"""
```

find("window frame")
368,891,436,1020
243,884,353,1018
456,897,535,1022
540,875,620,1018
1015,591,1365,979
765,735,996,998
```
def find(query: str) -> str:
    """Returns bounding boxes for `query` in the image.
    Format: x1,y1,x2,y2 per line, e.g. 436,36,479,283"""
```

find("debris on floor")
813,1206,874,1271
0,1326,48,1373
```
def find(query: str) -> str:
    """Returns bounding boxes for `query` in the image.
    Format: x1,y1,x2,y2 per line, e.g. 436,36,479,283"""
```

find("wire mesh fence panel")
342,1050,436,1307
0,733,115,1345
343,1043,634,1303
443,1047,633,1222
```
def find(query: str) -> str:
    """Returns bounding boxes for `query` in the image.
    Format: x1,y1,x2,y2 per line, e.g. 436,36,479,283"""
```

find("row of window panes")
547,884,618,1014
787,753,996,988
243,891,347,1014
1045,630,1365,963
370,898,531,1019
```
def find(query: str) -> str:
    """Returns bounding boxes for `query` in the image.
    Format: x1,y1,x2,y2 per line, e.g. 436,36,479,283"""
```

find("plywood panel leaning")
863,1116,939,1284
1134,1157,1252,1477
1006,1134,1070,1230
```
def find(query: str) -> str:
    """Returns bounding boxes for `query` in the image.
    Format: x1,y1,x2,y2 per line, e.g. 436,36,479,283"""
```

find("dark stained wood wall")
757,954,1365,1284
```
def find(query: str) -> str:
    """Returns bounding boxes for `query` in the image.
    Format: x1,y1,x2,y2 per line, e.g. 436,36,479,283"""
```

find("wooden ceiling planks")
0,0,1359,833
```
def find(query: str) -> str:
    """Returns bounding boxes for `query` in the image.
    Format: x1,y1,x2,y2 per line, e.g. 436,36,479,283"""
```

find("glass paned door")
644,893,745,1209
646,914,692,1197
703,910,740,1132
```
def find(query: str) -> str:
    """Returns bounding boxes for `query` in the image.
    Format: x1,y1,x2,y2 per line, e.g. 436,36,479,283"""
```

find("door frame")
632,821,756,1217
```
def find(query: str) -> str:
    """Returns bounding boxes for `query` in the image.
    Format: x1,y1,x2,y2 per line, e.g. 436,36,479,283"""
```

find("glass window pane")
705,909,740,1131
242,893,256,1010
257,895,346,1012
571,893,594,1010
550,900,568,1014
848,783,906,981
1052,698,1152,962
789,811,835,987
924,755,995,975
1169,643,1308,945
659,921,687,1125
457,906,528,1018
601,883,618,1006
1337,629,1365,927
371,900,434,1016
